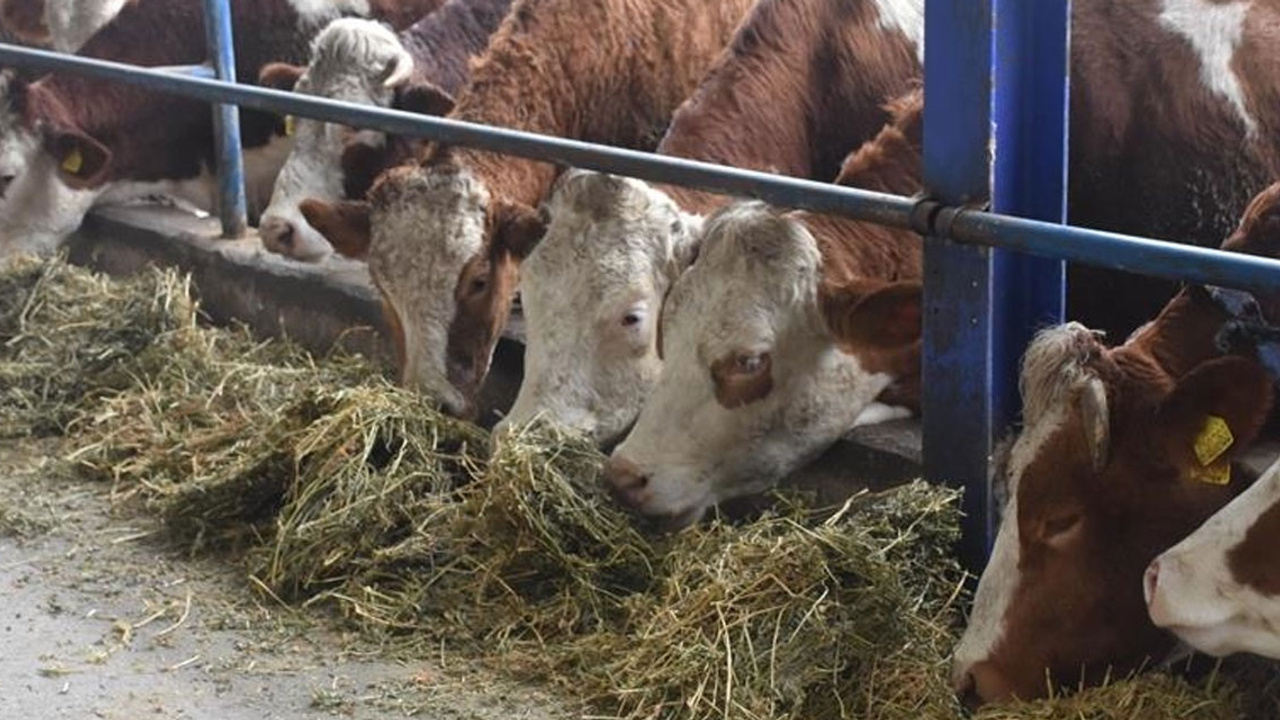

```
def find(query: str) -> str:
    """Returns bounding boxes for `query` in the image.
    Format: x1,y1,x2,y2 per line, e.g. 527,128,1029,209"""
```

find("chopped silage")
4,255,1275,720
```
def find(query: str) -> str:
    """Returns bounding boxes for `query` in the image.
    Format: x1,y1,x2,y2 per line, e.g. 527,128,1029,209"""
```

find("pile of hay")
0,256,194,437
5,256,1275,720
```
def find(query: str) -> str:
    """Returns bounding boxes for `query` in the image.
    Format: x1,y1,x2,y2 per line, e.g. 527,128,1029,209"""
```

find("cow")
0,0,444,260
257,0,513,262
297,0,758,418
1143,184,1280,662
0,0,443,53
950,181,1280,707
601,90,924,526
492,0,924,446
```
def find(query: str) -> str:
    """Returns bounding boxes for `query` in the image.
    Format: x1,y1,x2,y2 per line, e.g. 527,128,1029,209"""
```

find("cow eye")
734,353,768,375
469,275,488,295
621,312,642,328
1040,512,1083,549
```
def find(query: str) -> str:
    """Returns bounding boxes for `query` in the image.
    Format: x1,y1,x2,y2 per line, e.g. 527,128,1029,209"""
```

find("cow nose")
954,670,982,712
604,456,650,510
957,661,1015,708
446,356,477,394
260,216,296,254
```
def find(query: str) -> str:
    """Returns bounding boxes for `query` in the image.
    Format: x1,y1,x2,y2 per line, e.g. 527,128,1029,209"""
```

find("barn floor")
0,438,569,719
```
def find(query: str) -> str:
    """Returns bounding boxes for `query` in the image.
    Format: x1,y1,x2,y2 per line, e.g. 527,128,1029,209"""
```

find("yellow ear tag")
60,148,84,175
284,115,296,137
1193,462,1232,486
1194,415,1234,466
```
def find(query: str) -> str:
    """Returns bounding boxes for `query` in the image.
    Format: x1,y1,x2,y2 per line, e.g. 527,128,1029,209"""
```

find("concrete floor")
0,440,568,720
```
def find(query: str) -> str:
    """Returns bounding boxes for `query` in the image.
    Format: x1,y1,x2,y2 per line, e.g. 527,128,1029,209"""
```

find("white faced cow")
258,0,512,262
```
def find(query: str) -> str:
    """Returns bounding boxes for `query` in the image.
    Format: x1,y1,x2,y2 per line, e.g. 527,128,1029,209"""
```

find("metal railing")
1,0,1274,571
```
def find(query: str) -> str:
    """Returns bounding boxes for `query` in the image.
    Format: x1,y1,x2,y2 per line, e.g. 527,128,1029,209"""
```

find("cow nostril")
1144,561,1160,606
276,221,296,249
0,173,15,198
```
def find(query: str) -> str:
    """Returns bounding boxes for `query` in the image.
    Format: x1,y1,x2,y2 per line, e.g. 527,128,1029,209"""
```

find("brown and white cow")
298,0,757,417
952,182,1280,707
603,93,924,525
494,0,924,446
0,0,442,260
0,0,444,52
257,0,512,262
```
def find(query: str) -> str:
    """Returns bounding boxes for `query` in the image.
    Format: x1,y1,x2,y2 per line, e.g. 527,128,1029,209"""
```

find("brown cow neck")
1121,288,1233,380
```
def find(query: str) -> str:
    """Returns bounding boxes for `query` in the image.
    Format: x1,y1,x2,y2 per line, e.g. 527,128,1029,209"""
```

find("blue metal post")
922,0,996,574
201,0,247,238
991,0,1071,435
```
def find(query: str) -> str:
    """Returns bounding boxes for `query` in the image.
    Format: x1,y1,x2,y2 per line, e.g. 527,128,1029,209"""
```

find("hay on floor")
4,256,1274,720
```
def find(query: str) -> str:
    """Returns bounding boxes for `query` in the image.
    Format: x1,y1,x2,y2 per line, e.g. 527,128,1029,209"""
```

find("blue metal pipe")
0,43,1278,295
157,64,217,79
200,0,247,238
921,0,996,575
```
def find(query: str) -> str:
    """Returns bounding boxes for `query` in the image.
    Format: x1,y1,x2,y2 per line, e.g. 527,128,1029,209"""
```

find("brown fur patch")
1228,497,1280,596
299,199,371,259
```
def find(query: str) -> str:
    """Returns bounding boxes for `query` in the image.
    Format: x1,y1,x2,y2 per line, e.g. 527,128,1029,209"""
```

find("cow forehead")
671,203,820,313
369,166,488,285
297,19,402,99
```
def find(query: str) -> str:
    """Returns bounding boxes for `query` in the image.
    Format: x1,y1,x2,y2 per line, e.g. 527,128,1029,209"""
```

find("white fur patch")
1147,455,1280,659
43,0,131,52
1158,0,1257,137
289,0,372,26
500,171,701,445
871,0,925,65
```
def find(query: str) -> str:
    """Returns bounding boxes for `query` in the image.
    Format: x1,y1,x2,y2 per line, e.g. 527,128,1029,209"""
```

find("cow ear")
392,81,455,117
820,280,922,350
492,200,547,260
1223,182,1280,257
45,127,111,188
299,198,372,259
1076,375,1110,471
1157,356,1274,483
258,62,305,92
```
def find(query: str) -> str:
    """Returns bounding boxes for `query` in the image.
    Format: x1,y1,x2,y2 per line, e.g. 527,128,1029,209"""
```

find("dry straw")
3,256,1274,719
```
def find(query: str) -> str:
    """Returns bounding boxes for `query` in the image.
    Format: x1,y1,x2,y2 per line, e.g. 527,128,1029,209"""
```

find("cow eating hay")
1,257,1273,719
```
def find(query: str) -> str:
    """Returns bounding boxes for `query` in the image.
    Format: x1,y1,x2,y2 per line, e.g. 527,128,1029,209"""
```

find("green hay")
5,257,1275,720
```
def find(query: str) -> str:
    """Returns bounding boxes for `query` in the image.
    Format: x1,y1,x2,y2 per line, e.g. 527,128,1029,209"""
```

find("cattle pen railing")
3,0,1279,573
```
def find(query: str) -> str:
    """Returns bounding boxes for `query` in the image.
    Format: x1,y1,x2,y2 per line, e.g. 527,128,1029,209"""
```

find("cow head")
952,318,1273,707
258,19,454,263
495,170,702,446
307,159,543,417
0,72,112,260
602,201,920,527
1146,457,1280,660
